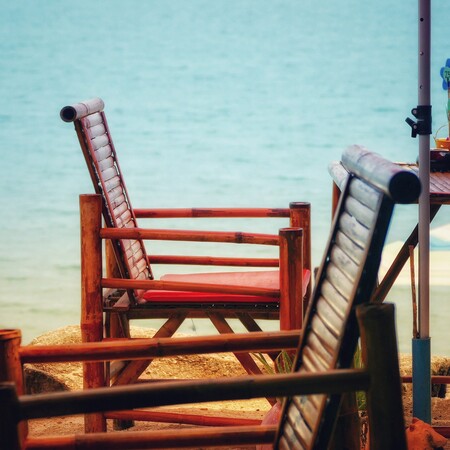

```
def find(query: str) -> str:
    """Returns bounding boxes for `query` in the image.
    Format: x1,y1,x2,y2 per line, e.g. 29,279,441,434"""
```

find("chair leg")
107,313,133,430
0,384,21,450
108,312,131,339
207,313,263,376
235,313,262,332
290,202,311,302
80,194,106,433
107,314,131,385
111,312,187,430
236,313,279,363
329,392,360,450
207,313,276,406
279,228,304,331
357,304,407,450
112,312,188,387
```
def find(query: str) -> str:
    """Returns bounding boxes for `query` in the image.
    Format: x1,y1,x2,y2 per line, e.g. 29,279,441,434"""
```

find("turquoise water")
0,0,449,355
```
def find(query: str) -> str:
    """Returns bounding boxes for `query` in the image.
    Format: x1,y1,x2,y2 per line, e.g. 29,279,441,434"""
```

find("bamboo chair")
76,145,419,440
61,98,311,382
0,145,418,449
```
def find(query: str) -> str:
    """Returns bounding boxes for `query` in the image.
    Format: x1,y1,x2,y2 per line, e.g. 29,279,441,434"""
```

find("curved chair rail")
339,145,421,204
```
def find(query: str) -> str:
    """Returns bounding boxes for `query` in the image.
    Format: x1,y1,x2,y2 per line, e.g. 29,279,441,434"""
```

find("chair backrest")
60,99,153,299
274,145,420,449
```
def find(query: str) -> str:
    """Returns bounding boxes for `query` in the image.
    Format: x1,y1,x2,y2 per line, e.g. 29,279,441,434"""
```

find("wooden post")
0,329,27,443
0,383,21,450
356,303,407,450
80,194,106,433
207,313,267,379
0,329,24,392
331,182,341,219
105,239,133,430
279,228,304,330
289,202,311,306
105,239,120,279
105,239,129,339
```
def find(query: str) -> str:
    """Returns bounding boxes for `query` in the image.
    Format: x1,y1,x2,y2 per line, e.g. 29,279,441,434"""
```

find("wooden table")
407,164,450,204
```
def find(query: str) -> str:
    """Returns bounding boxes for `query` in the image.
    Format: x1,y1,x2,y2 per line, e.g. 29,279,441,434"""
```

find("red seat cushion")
141,269,310,304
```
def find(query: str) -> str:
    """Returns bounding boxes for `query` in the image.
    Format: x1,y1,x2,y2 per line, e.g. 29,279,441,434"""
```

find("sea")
0,0,449,356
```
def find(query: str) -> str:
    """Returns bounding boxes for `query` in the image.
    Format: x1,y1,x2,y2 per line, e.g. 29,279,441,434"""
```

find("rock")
24,366,69,394
399,354,450,398
25,325,85,393
29,325,82,346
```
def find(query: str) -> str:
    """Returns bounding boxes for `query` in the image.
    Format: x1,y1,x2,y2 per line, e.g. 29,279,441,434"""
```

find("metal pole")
418,0,431,339
414,0,431,423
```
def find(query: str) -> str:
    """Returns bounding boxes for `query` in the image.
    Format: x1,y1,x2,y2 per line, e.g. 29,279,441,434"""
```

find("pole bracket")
405,105,432,137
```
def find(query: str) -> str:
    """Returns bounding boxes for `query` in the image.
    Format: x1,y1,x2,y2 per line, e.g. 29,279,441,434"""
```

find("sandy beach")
22,325,450,449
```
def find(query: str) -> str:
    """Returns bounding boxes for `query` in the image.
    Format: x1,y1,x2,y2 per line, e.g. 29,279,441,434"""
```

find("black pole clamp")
405,105,432,138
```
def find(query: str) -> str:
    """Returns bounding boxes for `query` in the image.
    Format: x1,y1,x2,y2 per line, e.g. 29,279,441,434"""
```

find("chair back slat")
330,246,359,281
280,434,306,450
315,298,342,336
334,231,364,266
309,315,338,355
348,177,382,210
293,396,319,430
305,329,334,365
344,196,376,229
320,280,347,317
276,149,420,449
65,104,153,300
338,212,370,248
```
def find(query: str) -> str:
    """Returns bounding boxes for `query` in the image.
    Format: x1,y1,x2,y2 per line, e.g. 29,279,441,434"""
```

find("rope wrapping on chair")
60,98,105,122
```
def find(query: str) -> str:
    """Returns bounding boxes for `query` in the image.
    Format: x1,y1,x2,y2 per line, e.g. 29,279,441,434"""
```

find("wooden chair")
61,98,311,382
77,145,418,438
0,145,418,449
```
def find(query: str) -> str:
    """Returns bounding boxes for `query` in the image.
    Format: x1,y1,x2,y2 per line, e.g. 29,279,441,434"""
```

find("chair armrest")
102,277,279,298
148,255,279,267
100,228,279,245
19,330,301,363
134,207,290,219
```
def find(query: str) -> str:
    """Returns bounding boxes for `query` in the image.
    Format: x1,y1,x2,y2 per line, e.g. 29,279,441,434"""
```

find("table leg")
372,204,441,303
